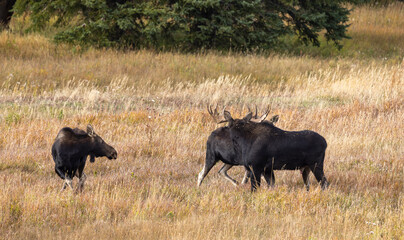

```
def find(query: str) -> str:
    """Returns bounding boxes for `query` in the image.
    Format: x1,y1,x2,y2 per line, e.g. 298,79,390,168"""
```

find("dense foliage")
13,0,352,50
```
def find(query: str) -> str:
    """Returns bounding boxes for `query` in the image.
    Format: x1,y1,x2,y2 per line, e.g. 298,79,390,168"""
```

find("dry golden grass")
346,2,404,58
279,2,404,59
1,4,404,240
350,3,404,38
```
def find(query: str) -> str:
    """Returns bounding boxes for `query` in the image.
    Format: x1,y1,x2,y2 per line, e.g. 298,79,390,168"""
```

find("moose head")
87,125,117,160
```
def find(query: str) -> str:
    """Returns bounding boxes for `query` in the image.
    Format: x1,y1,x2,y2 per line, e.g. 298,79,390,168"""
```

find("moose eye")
236,122,244,127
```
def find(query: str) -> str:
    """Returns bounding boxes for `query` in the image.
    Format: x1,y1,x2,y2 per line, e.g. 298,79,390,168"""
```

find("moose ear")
269,115,279,124
222,110,234,125
243,112,253,122
223,110,232,121
87,124,96,137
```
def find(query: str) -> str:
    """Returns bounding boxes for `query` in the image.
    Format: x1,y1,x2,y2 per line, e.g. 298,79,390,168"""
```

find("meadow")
0,3,403,240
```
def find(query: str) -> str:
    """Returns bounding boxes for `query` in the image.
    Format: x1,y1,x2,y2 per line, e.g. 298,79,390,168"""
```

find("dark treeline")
5,0,401,51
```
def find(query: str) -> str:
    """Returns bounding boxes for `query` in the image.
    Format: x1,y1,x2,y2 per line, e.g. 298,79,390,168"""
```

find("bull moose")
52,124,117,192
221,110,329,191
198,106,279,187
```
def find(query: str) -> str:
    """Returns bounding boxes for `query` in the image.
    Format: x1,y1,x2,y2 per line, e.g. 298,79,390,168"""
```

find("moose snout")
108,150,118,160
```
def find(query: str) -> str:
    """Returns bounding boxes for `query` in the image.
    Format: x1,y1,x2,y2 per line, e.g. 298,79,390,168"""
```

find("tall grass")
1,3,403,240
280,2,404,59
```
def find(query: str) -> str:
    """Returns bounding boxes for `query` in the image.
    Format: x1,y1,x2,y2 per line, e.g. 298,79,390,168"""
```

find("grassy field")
281,2,404,59
1,3,403,240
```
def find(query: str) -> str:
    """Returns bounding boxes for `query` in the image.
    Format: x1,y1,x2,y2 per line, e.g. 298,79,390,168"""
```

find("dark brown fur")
224,111,329,192
51,125,117,191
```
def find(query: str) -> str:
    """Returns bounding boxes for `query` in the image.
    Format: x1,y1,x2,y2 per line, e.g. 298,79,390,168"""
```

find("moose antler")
247,106,258,119
207,104,227,123
208,105,273,124
250,106,271,123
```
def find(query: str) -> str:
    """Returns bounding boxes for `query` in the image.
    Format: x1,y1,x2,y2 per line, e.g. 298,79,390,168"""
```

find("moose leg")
241,169,251,184
263,168,275,187
300,166,311,191
310,162,329,190
55,165,68,191
61,182,67,191
218,164,238,187
76,162,87,193
63,174,73,190
77,173,87,193
197,160,217,187
55,165,65,180
198,148,220,187
63,170,74,190
250,167,263,192
197,165,210,187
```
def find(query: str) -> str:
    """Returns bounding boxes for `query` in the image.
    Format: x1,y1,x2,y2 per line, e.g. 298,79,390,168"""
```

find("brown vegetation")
0,4,403,240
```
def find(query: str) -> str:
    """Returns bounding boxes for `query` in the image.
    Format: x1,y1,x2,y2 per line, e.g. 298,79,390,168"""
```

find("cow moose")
222,110,329,192
51,124,117,192
198,106,279,187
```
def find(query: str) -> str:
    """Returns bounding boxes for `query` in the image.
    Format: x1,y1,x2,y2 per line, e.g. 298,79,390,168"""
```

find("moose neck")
230,122,274,147
75,136,97,156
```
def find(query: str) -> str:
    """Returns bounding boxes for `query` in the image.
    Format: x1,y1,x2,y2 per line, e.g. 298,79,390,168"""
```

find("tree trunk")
0,0,15,26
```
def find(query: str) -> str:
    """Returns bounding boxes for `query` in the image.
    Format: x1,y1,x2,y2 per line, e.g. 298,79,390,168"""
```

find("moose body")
198,126,250,187
224,111,329,191
198,106,279,187
52,125,117,192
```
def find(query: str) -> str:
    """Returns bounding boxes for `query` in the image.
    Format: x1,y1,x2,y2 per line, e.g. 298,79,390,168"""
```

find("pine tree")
13,0,351,50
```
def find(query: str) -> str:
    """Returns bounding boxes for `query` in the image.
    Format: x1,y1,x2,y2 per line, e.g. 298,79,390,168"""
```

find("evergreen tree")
13,0,351,50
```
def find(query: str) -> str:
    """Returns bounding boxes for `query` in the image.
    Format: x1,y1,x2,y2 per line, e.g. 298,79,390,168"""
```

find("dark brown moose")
52,125,117,192
222,110,329,192
198,106,279,187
